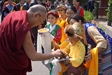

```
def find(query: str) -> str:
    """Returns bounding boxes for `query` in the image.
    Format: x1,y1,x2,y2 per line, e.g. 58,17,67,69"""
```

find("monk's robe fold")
84,48,98,75
0,11,33,75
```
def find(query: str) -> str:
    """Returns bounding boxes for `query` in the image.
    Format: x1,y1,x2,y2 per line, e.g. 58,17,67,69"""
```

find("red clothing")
53,28,62,43
0,11,32,75
46,1,51,7
76,6,84,17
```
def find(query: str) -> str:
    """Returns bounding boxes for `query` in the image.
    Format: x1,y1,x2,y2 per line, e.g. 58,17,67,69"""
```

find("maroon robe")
0,11,32,75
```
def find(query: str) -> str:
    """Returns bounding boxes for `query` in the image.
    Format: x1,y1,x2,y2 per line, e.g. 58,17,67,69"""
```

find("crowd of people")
0,0,112,75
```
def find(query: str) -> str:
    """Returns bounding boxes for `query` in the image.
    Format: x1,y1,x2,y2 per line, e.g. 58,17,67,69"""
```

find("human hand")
58,50,67,59
85,51,92,61
51,49,64,57
60,58,70,66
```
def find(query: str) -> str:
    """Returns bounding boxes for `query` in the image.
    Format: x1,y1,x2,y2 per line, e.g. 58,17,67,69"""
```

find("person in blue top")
69,14,112,75
2,0,17,18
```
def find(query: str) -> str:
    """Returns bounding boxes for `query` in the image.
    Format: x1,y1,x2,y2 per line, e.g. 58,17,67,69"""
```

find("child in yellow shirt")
60,25,86,75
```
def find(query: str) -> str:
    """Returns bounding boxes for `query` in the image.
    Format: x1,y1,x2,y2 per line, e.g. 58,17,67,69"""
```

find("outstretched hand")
51,49,63,57
51,49,67,58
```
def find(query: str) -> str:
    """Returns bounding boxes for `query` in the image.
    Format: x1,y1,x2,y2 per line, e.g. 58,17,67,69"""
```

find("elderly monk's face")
33,12,47,27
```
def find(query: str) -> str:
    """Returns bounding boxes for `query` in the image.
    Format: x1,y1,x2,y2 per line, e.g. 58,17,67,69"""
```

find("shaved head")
27,5,47,14
27,5,47,28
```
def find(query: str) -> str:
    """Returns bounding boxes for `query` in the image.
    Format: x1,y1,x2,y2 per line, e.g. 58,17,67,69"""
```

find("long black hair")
71,14,86,24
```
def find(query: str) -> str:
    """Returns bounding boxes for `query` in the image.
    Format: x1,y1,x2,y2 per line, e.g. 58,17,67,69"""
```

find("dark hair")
65,25,75,37
47,10,59,18
75,0,80,2
65,25,83,40
71,14,85,24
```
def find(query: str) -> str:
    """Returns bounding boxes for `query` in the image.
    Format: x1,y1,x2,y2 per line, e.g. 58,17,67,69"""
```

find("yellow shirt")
63,41,85,67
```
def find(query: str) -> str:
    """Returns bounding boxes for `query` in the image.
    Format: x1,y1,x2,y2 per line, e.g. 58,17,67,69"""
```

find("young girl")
46,10,62,44
61,24,85,75
56,4,68,43
66,6,77,24
45,10,62,75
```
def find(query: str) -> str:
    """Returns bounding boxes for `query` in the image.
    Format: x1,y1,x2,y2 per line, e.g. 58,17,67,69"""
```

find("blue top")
84,22,112,48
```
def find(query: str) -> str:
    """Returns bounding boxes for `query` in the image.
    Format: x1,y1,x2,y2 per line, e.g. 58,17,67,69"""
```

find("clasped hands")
51,49,70,65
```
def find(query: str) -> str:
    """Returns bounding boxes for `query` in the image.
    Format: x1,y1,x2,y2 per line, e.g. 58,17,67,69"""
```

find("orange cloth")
20,6,23,10
84,48,98,75
58,63,67,75
57,18,68,43
59,39,69,49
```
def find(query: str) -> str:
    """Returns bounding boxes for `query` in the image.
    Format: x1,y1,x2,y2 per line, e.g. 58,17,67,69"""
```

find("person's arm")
88,26,107,54
23,31,63,61
59,39,69,49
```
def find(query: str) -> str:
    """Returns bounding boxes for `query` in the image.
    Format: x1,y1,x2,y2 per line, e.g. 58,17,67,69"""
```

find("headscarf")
47,10,59,18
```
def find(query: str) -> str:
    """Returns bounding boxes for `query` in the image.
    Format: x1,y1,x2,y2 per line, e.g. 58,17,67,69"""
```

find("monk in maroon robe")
0,5,64,75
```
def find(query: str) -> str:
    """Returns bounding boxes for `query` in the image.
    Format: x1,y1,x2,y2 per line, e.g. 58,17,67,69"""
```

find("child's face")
67,36,76,45
66,9,75,20
70,19,77,25
73,0,79,7
57,8,65,16
70,19,82,25
47,14,57,25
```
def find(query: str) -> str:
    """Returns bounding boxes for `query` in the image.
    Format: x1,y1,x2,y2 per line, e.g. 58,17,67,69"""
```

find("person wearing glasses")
0,5,64,75
56,4,68,43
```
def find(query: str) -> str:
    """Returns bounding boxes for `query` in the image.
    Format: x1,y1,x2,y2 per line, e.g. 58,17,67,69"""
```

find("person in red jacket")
72,0,84,17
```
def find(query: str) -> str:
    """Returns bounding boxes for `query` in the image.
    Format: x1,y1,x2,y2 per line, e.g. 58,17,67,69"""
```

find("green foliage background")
84,10,94,22
107,0,112,22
